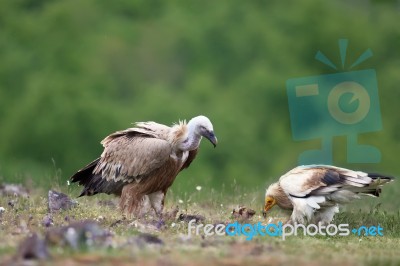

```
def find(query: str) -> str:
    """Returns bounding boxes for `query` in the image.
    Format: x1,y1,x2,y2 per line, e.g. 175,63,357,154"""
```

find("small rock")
0,206,5,214
16,233,50,260
232,206,256,221
136,233,164,245
125,233,164,249
42,215,53,227
0,184,29,197
45,220,112,249
178,213,205,223
48,190,77,212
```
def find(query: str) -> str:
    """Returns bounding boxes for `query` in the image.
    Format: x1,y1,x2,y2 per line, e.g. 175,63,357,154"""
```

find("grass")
0,180,399,266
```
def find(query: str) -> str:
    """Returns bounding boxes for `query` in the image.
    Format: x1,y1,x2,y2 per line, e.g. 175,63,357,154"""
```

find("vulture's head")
263,182,292,218
190,115,218,148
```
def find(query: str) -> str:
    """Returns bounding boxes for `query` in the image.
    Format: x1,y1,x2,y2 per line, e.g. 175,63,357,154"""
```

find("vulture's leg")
289,211,305,225
148,191,165,218
120,184,151,219
313,205,339,225
290,198,314,225
137,195,152,218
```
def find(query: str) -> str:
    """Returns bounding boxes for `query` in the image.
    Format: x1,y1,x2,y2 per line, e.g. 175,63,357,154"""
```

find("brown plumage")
71,116,217,217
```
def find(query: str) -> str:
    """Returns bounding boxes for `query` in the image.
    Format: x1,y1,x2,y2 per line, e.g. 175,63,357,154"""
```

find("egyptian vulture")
264,165,393,225
70,115,217,217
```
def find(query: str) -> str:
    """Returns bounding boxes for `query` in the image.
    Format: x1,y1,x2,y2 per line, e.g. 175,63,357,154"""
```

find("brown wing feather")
101,122,171,146
94,133,172,183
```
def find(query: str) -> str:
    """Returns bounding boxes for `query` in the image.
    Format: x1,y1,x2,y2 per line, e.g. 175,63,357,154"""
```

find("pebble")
16,233,49,260
48,190,77,212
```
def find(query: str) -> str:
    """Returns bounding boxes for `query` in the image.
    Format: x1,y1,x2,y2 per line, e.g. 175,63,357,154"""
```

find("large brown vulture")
70,115,217,217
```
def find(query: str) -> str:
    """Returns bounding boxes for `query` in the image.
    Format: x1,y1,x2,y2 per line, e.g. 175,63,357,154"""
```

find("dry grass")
0,183,399,266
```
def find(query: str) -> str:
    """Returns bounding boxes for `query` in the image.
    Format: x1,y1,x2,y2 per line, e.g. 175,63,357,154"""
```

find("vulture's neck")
179,122,202,151
275,184,293,210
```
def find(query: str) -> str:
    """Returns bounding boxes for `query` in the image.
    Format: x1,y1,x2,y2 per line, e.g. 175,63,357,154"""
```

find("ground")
0,183,399,266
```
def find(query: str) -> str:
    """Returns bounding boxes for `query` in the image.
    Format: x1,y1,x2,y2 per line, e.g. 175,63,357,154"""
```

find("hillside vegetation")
0,0,399,208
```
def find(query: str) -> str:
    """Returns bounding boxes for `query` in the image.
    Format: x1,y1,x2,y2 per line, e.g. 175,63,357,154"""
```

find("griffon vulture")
263,165,393,225
70,115,217,217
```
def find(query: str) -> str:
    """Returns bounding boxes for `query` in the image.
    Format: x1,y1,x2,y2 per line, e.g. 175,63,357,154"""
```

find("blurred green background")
0,0,399,208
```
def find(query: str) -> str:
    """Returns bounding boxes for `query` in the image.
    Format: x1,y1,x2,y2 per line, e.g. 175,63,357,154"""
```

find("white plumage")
264,165,393,225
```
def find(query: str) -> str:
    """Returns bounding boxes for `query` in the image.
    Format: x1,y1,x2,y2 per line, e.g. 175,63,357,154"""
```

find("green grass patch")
0,179,399,266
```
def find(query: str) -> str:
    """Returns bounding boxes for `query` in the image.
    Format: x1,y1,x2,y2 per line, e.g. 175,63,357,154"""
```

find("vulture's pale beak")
205,131,218,148
263,196,276,217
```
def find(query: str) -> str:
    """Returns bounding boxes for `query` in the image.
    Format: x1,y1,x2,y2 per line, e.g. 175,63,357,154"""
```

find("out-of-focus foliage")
0,0,399,202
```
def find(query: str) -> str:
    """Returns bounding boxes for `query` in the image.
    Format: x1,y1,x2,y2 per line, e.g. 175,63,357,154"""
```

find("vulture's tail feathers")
359,173,394,197
367,173,394,184
70,158,125,197
77,174,125,197
70,158,100,185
